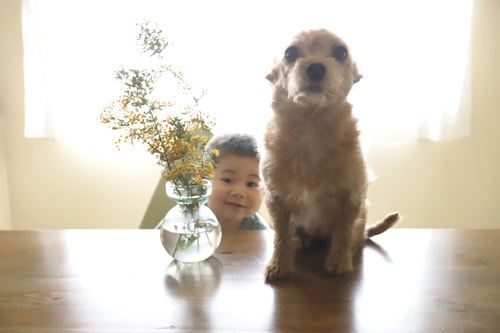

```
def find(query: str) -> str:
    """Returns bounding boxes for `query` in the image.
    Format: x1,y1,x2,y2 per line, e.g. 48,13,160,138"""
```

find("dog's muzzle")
306,62,326,92
307,62,326,82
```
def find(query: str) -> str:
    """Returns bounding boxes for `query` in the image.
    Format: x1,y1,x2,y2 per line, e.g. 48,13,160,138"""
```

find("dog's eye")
285,46,299,62
332,45,348,62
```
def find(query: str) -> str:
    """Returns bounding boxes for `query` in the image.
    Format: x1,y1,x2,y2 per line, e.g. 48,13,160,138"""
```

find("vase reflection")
164,256,222,297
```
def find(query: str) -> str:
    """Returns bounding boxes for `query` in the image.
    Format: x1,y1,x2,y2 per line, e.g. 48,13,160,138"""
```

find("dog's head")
266,29,362,109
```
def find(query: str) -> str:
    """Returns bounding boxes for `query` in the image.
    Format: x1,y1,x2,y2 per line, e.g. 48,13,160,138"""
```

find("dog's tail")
365,212,400,238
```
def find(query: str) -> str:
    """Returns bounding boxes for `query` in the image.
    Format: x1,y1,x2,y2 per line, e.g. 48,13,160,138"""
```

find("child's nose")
230,184,246,198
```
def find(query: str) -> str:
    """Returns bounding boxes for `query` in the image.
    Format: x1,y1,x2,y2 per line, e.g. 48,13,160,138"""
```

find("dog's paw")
325,260,354,275
324,252,353,274
264,261,292,282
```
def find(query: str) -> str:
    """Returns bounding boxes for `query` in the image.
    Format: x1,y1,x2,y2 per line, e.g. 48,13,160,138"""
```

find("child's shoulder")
240,213,269,230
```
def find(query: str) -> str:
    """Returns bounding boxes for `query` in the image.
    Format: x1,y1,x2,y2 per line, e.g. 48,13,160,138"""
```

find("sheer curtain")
22,0,473,144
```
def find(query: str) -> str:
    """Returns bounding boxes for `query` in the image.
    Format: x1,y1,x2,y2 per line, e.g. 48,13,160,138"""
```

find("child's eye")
221,178,233,184
247,181,259,188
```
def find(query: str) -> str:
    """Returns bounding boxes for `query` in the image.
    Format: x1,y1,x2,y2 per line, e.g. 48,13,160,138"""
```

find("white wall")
1,0,499,230
0,0,161,229
0,2,14,230
0,117,11,229
366,0,500,228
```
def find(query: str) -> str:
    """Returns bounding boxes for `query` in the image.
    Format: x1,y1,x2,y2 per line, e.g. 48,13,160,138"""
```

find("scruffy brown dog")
262,29,400,281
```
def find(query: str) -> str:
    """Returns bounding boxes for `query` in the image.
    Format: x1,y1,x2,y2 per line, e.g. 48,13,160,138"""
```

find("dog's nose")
307,62,326,81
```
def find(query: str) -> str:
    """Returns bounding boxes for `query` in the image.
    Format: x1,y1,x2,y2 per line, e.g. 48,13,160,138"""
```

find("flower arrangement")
99,22,221,261
99,22,217,196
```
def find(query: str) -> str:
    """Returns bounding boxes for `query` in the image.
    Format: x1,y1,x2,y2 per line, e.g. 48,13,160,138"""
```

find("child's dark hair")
207,133,259,164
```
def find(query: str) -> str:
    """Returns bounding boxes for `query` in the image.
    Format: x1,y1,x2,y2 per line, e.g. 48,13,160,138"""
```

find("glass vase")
160,180,221,263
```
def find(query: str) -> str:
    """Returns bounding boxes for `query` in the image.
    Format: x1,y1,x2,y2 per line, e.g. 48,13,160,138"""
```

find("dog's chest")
263,112,365,193
280,130,351,182
291,188,337,236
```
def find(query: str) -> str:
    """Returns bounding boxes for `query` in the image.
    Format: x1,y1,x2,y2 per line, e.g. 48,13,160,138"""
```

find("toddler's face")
208,155,263,228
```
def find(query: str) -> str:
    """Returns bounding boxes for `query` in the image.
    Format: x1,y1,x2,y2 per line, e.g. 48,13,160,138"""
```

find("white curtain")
22,0,473,143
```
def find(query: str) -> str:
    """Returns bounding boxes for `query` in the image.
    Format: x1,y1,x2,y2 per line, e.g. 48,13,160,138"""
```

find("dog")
261,29,400,281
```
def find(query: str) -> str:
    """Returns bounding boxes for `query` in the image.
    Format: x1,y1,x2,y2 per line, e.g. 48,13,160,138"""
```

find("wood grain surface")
0,229,499,332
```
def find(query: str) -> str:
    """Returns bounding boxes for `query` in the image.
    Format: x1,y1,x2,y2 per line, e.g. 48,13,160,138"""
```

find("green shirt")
240,212,269,230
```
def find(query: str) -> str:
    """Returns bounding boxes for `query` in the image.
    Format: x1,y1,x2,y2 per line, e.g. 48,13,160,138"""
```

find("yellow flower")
194,175,203,186
99,22,216,190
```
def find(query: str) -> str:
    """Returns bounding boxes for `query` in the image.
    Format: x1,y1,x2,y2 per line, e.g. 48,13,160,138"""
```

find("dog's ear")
266,67,278,84
266,72,275,83
266,58,280,84
352,62,362,84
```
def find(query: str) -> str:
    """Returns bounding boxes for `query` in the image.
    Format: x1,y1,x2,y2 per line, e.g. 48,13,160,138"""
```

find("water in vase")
161,220,222,262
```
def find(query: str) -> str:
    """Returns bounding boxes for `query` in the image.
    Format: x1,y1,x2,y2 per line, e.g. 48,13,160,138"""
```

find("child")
207,133,268,231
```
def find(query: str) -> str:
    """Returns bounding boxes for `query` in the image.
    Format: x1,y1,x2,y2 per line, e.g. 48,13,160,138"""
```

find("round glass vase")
160,180,221,263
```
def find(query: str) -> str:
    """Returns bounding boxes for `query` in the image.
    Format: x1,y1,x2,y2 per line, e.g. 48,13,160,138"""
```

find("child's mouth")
225,202,245,208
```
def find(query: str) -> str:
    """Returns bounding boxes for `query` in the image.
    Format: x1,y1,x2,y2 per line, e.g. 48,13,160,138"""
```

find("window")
23,0,473,147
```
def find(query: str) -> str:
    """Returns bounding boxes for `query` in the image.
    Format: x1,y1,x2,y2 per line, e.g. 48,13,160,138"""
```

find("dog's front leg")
264,196,294,281
324,193,360,274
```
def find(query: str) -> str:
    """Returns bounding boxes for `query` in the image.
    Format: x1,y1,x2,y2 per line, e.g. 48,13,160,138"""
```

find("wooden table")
0,229,499,332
